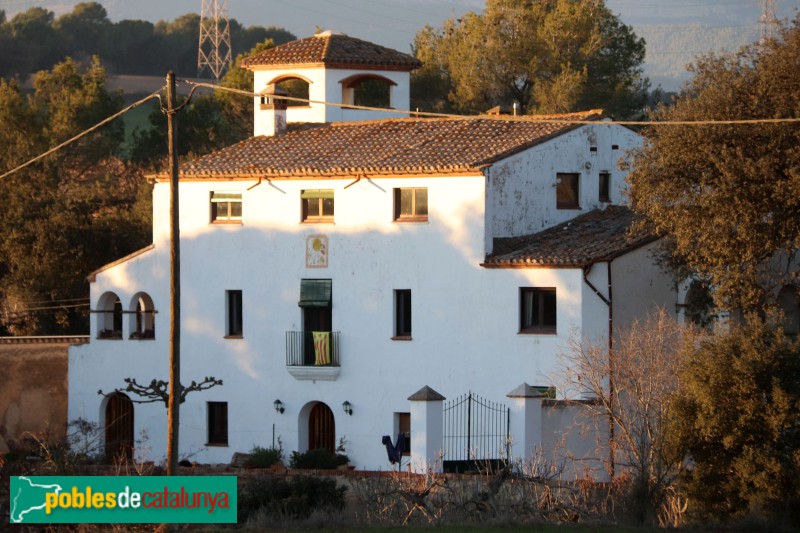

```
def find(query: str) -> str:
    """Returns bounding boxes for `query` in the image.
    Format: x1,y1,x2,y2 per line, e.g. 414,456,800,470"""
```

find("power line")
0,89,163,182
180,79,800,126
13,297,89,306
2,302,90,317
3,78,800,185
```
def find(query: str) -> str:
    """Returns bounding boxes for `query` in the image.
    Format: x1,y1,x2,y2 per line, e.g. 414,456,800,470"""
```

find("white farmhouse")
69,32,676,474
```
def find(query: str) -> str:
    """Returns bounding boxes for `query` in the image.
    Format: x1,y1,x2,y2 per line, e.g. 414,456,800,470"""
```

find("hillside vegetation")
0,2,295,80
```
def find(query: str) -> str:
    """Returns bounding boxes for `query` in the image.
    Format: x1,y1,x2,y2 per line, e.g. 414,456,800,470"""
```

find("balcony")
285,331,341,381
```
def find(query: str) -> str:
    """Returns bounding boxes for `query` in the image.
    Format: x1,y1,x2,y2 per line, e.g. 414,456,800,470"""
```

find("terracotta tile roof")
241,31,421,71
174,111,603,179
484,206,656,268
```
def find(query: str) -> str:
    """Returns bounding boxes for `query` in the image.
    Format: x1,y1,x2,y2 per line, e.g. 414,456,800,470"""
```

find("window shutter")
299,279,332,307
301,190,334,199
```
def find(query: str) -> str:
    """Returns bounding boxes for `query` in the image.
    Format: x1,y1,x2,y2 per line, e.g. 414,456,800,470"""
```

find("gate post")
408,385,445,474
506,383,549,464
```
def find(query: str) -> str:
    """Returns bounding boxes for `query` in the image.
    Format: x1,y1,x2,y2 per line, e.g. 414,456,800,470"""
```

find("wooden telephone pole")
166,71,181,475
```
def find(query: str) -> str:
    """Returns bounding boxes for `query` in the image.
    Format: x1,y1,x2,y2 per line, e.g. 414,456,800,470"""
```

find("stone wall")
0,337,87,454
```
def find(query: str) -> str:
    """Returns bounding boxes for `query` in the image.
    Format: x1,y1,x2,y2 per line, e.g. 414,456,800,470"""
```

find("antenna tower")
759,0,777,42
197,0,232,80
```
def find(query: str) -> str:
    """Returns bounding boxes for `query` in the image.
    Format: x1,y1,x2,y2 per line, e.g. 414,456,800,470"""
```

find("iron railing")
285,331,340,367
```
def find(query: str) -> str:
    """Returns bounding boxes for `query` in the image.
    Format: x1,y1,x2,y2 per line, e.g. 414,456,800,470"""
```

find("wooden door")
308,402,335,453
105,393,134,462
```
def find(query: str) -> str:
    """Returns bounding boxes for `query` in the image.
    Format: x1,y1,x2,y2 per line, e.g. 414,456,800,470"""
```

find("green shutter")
301,189,334,200
299,279,332,307
211,192,242,202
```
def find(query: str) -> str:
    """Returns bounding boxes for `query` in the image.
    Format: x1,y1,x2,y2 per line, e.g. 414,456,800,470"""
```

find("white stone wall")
69,128,675,472
485,123,641,249
69,169,622,469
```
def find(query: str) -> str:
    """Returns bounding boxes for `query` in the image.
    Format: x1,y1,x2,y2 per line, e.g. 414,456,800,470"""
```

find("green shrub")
244,445,284,468
289,448,349,469
238,475,347,523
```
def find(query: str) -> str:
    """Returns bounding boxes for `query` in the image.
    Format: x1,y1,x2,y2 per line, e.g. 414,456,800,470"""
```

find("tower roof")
241,31,421,71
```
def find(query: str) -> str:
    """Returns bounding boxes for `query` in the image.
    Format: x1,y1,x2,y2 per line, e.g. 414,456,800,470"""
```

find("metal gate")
442,391,509,472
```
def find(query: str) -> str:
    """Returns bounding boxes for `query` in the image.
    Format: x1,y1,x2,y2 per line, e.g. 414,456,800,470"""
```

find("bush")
668,316,800,526
244,445,283,469
289,448,349,470
238,475,347,523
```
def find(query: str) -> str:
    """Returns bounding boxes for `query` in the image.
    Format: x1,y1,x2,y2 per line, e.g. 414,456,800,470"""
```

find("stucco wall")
611,242,677,331
70,171,600,469
1,338,85,453
69,127,674,472
542,400,609,481
485,123,640,247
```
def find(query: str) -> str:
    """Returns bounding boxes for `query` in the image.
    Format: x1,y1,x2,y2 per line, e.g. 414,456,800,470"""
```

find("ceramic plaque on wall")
306,234,328,268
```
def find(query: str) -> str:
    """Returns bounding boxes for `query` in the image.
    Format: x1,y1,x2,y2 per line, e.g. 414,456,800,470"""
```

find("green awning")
211,192,242,202
299,279,332,307
300,189,334,200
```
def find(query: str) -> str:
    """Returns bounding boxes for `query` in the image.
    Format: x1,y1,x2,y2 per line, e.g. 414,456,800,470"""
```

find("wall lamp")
342,400,353,416
274,399,285,414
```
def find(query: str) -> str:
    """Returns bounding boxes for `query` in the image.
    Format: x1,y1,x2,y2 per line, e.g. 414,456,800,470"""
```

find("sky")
1,0,798,55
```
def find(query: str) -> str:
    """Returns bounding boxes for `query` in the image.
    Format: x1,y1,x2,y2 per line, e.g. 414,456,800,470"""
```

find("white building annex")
69,32,678,474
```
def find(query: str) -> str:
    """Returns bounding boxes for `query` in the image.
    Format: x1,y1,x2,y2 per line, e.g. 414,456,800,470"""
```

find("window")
341,74,394,108
97,292,123,339
275,77,310,107
211,192,242,223
397,412,411,456
599,172,611,203
394,188,428,221
130,293,155,339
394,289,412,339
520,288,557,333
226,290,243,337
556,173,580,209
207,402,228,445
302,190,334,222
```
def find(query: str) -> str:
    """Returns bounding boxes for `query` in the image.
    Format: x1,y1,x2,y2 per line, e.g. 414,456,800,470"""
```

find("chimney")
255,85,288,137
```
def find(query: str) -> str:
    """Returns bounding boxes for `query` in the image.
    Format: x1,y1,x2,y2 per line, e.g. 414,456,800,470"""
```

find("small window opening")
556,173,580,209
394,289,412,339
207,401,228,445
275,78,310,107
599,172,611,203
226,290,243,337
520,288,557,334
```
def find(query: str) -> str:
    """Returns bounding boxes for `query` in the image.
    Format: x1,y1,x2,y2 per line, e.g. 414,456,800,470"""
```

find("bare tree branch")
98,376,223,406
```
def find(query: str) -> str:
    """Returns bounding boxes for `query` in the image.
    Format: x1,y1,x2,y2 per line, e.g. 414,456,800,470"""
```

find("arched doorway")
308,402,335,453
105,393,134,462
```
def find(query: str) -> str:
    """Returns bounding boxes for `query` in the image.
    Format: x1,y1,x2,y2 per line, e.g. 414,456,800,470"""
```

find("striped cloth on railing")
312,331,330,365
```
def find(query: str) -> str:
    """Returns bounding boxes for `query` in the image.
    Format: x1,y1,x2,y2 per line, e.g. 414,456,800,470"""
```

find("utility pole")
166,71,181,476
197,0,232,80
759,0,778,42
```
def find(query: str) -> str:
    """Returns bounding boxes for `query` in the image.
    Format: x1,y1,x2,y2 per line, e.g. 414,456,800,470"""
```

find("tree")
0,58,151,335
2,7,60,75
667,316,800,525
558,309,692,526
131,39,277,171
627,16,800,311
412,0,648,117
53,2,112,65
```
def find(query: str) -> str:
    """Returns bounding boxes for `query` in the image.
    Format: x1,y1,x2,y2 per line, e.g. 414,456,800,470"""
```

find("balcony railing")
286,331,340,367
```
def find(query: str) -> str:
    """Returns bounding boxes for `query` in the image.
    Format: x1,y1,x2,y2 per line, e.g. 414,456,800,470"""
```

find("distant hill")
636,24,761,91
